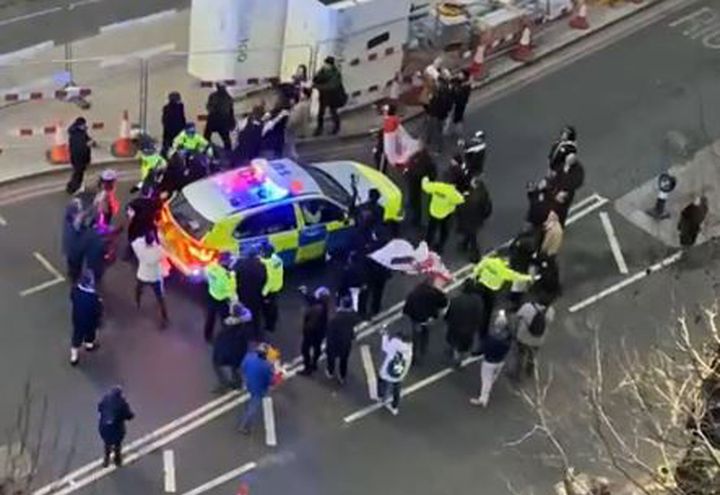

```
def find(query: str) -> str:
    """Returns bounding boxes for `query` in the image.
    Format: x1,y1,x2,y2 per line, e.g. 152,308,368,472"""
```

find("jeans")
213,363,242,389
377,378,402,409
411,321,429,364
239,395,264,431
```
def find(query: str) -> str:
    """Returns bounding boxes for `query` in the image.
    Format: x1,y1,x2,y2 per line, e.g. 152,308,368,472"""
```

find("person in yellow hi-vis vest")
204,252,237,343
422,175,465,253
260,244,284,333
472,253,534,354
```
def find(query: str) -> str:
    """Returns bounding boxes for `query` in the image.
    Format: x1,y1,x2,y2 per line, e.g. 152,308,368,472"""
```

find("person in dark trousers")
312,56,345,136
456,175,492,262
212,303,252,393
66,117,94,194
63,198,85,284
508,227,542,309
204,83,235,151
526,179,551,228
363,248,392,317
548,125,577,174
449,69,471,138
239,343,273,434
404,148,437,228
351,187,385,241
424,74,453,152
549,154,584,224
234,249,267,340
70,271,102,366
338,250,368,317
81,211,107,287
678,195,709,248
445,280,485,367
161,91,187,157
98,386,134,467
532,254,561,302
325,295,362,385
299,286,332,376
234,105,265,164
402,277,449,365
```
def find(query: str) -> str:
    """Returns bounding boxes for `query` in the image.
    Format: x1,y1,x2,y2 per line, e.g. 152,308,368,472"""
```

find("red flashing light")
290,180,304,194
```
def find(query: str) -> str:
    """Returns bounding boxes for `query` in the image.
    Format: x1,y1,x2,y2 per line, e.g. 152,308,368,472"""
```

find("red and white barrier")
199,78,280,89
11,121,104,137
2,87,92,103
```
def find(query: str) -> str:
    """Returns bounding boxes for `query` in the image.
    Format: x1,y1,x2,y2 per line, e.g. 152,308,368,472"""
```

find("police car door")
296,198,349,263
232,202,299,266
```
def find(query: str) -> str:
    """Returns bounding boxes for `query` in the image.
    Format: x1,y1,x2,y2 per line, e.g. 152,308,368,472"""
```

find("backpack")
387,350,407,380
527,305,547,337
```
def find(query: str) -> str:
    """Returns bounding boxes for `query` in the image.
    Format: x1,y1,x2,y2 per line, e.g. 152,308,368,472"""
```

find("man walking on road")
325,295,362,385
239,344,274,435
66,117,94,194
312,56,346,136
299,286,332,376
204,83,235,152
403,276,448,365
161,91,187,157
377,327,413,416
204,253,237,343
70,271,102,366
98,386,134,467
422,174,465,253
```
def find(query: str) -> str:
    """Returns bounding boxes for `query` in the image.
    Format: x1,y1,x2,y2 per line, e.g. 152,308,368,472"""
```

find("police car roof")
182,159,322,222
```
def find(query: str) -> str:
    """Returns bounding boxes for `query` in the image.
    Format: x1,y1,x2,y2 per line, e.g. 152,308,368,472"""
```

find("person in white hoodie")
377,327,413,415
131,230,169,328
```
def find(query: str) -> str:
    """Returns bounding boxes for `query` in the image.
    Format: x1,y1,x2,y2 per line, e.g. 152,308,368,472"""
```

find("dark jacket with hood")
97,388,134,445
68,120,92,167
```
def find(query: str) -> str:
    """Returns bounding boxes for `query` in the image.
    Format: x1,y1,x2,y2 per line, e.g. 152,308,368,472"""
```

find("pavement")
0,0,719,493
0,0,669,185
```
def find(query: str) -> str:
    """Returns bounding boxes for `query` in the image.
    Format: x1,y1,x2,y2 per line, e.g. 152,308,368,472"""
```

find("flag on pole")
369,239,451,283
383,115,420,169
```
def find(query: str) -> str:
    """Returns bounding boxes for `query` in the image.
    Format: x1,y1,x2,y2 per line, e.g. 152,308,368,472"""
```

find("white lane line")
99,43,176,68
599,211,629,275
568,251,683,313
343,356,483,424
20,252,65,297
0,9,62,28
99,9,178,32
32,193,602,494
0,214,6,226
565,196,609,225
570,193,603,213
163,449,176,493
34,252,65,279
360,345,378,401
263,397,277,447
181,462,257,495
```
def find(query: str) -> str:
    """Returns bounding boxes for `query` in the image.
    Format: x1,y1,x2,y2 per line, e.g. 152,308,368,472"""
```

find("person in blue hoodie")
98,386,134,467
239,343,274,434
70,271,103,366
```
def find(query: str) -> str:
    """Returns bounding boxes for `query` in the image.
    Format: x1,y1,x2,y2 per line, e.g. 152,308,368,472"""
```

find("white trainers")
70,348,79,366
469,397,488,407
384,403,399,416
84,342,96,351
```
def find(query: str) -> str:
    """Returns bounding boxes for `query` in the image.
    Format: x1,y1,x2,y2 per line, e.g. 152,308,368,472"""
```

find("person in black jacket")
204,84,235,152
66,117,94,194
456,175,492,261
161,92,187,157
549,154,584,224
404,148,437,228
299,286,333,376
212,303,252,392
403,277,449,365
234,249,267,340
234,105,265,165
363,249,392,317
678,195,709,248
449,69,471,138
445,280,485,367
508,227,542,309
325,295,362,384
338,250,367,316
526,178,551,228
424,74,453,152
70,271,103,366
98,386,134,467
63,198,85,283
312,56,345,136
548,125,577,174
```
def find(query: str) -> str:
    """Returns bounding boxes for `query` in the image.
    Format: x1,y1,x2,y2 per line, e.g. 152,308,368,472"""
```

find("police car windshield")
169,192,214,240
304,166,351,206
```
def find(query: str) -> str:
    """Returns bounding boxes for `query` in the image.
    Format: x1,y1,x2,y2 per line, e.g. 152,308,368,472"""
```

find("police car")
158,158,403,277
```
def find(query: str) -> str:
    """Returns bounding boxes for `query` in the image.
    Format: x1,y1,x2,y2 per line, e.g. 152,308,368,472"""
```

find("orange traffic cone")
110,110,137,158
46,122,70,165
511,27,533,63
469,44,486,80
569,2,590,30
